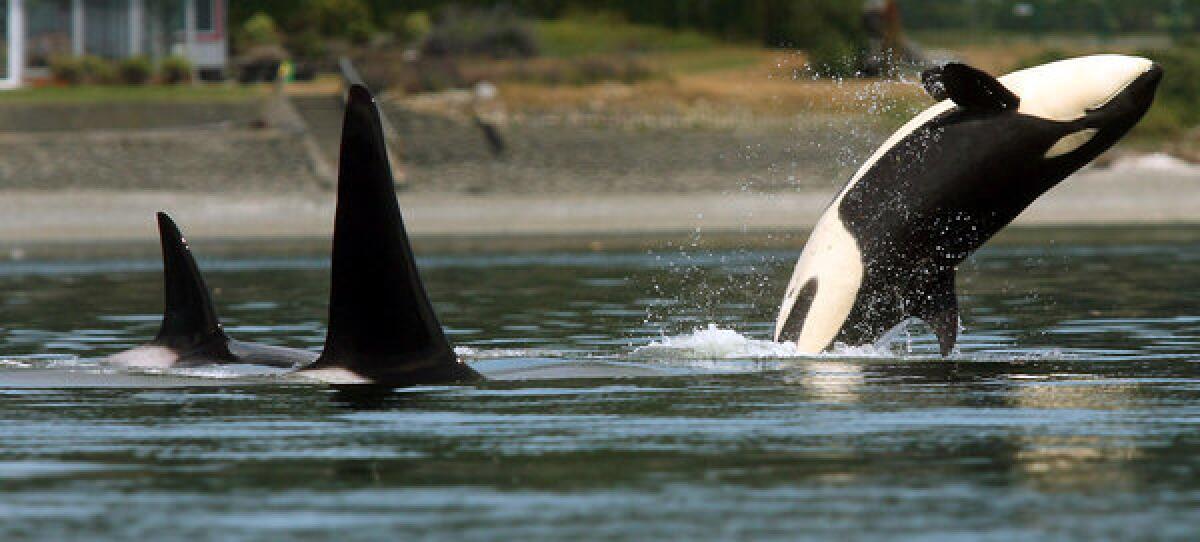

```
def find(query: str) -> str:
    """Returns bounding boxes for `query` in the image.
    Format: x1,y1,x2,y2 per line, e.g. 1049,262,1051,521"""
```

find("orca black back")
302,85,480,385
151,212,235,363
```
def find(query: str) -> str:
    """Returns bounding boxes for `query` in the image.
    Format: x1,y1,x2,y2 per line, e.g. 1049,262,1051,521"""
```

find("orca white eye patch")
1044,128,1099,158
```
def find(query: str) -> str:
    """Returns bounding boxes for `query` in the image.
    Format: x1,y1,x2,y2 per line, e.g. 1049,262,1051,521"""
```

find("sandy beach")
4,77,1196,260
0,160,1196,259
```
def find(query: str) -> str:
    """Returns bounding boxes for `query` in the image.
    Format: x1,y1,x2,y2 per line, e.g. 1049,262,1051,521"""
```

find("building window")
196,0,213,33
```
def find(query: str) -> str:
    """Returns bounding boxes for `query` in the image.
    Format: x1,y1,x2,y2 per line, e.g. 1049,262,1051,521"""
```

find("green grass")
0,84,264,104
644,47,763,74
535,16,723,58
531,15,760,77
909,29,1171,49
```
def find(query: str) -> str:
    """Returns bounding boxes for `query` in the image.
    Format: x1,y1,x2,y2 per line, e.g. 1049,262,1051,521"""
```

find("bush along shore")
49,55,195,86
4,2,1200,197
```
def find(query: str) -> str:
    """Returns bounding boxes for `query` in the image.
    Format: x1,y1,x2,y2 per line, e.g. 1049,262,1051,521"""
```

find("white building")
1,0,227,88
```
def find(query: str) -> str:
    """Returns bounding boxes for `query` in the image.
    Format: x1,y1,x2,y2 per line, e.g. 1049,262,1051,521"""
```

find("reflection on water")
1,234,1199,539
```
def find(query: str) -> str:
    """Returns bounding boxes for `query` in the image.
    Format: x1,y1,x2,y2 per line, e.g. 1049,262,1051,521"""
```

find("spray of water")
633,323,905,360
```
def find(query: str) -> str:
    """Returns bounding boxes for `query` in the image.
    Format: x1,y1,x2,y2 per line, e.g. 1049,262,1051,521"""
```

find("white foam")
166,364,292,379
454,346,565,359
823,342,901,358
0,355,90,370
635,324,930,360
635,324,805,359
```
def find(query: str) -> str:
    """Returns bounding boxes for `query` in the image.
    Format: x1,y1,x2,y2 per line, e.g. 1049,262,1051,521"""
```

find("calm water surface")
1,233,1199,540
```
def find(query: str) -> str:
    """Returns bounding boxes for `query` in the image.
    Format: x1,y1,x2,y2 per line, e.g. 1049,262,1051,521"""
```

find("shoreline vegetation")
5,16,1194,148
1,3,1198,246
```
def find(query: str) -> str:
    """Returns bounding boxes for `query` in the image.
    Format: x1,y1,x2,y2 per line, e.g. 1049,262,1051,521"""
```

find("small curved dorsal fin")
921,63,1019,112
153,212,228,351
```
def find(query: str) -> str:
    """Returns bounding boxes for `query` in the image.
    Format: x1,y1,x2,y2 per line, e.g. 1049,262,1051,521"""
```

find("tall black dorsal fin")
906,270,960,357
920,63,1019,112
152,212,230,353
305,84,480,385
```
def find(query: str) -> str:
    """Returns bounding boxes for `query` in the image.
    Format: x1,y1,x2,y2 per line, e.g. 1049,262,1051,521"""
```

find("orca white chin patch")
1002,55,1155,122
1045,128,1099,158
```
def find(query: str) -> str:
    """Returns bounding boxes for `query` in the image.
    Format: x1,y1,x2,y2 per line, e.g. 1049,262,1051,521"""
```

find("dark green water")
1,237,1199,540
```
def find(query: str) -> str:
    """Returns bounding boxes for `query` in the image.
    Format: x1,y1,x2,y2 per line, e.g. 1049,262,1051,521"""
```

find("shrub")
777,0,867,78
79,55,117,84
236,44,287,83
346,18,374,45
389,11,432,45
160,55,193,84
422,5,539,59
293,0,374,44
238,12,282,50
286,28,326,59
804,39,862,78
49,56,84,85
118,56,153,84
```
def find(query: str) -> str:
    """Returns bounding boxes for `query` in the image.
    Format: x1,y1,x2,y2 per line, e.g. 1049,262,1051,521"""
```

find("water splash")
161,365,292,380
454,346,565,359
634,323,924,360
0,354,90,370
632,321,1083,363
635,324,802,359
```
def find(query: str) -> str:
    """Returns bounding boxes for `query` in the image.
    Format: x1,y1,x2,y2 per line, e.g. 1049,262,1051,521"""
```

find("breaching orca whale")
105,212,317,369
110,84,480,387
775,55,1162,356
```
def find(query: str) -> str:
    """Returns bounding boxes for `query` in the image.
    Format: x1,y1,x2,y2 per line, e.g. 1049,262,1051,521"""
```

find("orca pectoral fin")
908,271,960,357
152,212,231,356
920,67,951,102
921,63,1018,112
302,84,481,386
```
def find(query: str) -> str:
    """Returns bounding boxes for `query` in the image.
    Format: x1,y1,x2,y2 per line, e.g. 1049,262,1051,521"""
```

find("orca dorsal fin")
153,212,228,350
921,63,1019,112
305,84,480,386
907,270,960,357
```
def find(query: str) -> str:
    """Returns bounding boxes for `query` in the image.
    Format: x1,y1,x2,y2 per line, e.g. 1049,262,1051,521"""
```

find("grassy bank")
534,15,722,58
4,19,1195,163
0,84,265,105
